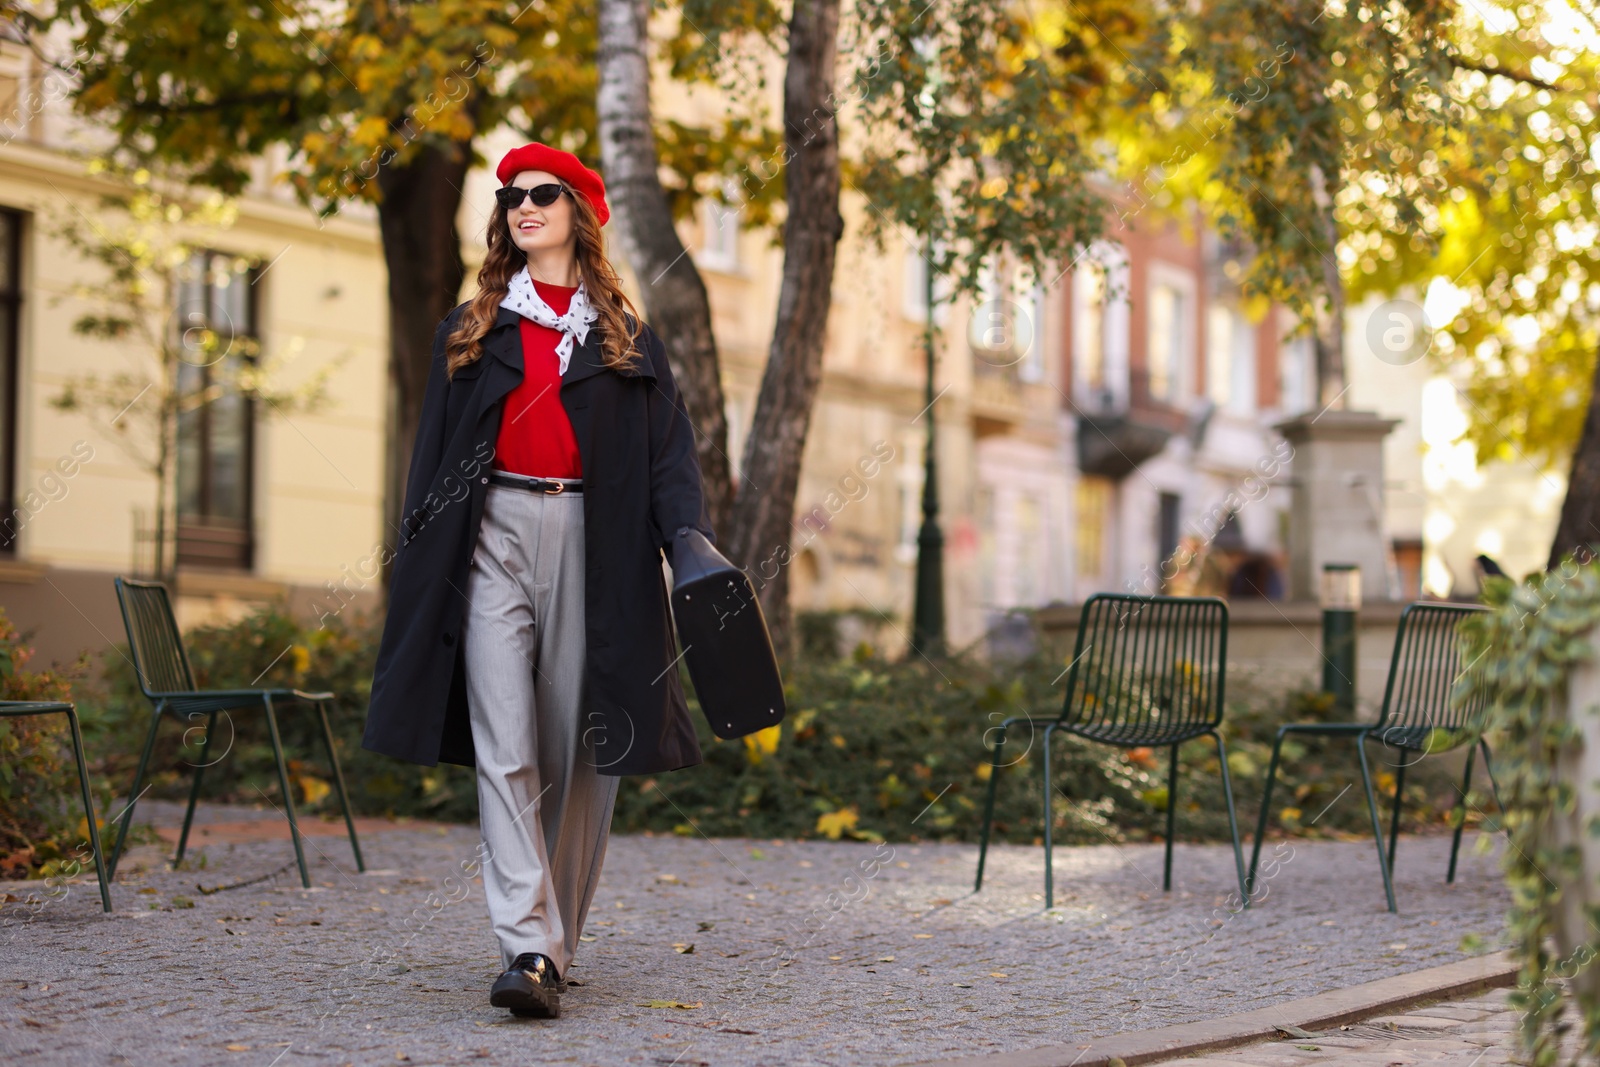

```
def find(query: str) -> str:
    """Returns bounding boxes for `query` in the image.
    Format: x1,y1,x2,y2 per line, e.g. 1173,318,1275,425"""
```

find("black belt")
487,470,582,494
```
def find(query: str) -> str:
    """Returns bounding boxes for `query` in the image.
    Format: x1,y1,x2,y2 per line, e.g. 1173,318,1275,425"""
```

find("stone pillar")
1274,410,1401,603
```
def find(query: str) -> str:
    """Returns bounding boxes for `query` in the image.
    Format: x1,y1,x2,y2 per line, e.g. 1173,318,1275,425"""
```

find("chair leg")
974,725,1008,893
1042,724,1057,909
1247,728,1291,899
64,707,111,913
262,696,312,889
1480,741,1505,817
316,700,365,872
174,711,218,867
1386,754,1408,877
108,702,164,883
1357,737,1398,913
1163,743,1179,892
1447,742,1477,885
1210,732,1249,907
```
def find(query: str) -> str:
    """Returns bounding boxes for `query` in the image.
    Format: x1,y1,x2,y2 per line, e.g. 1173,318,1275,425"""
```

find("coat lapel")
471,304,656,478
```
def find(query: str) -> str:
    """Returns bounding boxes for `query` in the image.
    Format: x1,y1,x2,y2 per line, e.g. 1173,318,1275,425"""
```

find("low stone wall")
1033,599,1421,714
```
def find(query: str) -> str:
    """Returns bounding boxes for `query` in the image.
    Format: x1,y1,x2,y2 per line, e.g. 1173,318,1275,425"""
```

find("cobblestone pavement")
1,801,1513,1067
1151,986,1554,1066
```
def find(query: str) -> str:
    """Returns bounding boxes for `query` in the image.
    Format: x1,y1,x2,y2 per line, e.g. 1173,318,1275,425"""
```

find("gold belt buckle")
544,480,564,494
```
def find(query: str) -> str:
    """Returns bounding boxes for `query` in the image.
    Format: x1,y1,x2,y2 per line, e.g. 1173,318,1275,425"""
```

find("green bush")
81,603,1485,847
0,607,112,878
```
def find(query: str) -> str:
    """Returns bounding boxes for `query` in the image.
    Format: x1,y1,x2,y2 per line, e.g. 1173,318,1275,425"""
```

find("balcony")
970,358,1027,436
1073,370,1187,479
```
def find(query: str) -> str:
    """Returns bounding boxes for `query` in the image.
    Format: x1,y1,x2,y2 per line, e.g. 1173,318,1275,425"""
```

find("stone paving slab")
1142,986,1568,1066
0,801,1513,1067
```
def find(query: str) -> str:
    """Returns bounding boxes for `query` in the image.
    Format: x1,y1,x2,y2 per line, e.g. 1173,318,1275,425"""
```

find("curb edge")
904,953,1519,1067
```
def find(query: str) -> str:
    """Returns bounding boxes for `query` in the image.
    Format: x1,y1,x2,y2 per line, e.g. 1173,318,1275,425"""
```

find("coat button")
442,632,455,646
480,477,487,484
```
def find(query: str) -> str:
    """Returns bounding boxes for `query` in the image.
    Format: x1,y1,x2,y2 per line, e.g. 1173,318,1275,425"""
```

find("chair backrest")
1059,593,1228,744
1373,601,1489,747
113,577,196,699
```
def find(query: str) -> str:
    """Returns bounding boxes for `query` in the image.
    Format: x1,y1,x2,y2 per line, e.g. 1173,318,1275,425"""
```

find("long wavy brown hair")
444,179,643,378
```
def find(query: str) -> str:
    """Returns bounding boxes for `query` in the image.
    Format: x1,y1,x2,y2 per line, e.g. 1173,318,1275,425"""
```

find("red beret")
495,142,610,227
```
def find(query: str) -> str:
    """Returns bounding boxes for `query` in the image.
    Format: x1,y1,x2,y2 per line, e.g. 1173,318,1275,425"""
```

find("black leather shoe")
489,952,562,1018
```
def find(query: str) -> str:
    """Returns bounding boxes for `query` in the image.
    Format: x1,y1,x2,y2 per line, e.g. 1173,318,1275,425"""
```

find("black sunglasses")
495,183,570,210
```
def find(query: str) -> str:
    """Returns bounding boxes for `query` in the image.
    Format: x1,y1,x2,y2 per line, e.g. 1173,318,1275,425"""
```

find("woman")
362,142,715,1020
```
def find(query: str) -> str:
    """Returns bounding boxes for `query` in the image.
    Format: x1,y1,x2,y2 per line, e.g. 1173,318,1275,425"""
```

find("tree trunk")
1305,162,1347,408
596,0,732,539
1548,340,1600,570
375,140,474,588
1312,189,1346,409
725,0,844,660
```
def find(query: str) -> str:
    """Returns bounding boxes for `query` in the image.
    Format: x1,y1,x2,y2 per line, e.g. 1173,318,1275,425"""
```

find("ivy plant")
1459,561,1600,1066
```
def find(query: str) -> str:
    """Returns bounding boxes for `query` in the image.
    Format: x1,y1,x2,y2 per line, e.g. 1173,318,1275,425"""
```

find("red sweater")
494,279,583,478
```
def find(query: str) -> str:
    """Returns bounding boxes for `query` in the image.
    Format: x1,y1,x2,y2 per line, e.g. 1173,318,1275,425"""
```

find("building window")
1015,492,1042,599
968,264,1043,382
1075,476,1111,578
976,483,996,606
1017,283,1044,384
1147,280,1189,402
1392,538,1423,600
903,239,952,325
175,249,258,570
696,193,741,273
0,208,18,554
1206,303,1257,413
894,448,921,565
1073,261,1106,394
1280,332,1316,414
1072,242,1130,410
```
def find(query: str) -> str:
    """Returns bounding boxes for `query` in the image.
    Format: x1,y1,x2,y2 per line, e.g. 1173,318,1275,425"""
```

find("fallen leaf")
815,807,859,840
579,935,597,942
828,956,843,961
1296,1045,1321,1051
655,874,682,885
673,943,695,954
1274,1024,1320,1040
639,1000,702,1010
878,956,895,962
989,972,1008,978
697,921,715,932
913,933,933,939
225,1046,250,1053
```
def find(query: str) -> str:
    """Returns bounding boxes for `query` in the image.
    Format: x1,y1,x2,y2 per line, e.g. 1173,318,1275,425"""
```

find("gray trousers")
460,476,619,976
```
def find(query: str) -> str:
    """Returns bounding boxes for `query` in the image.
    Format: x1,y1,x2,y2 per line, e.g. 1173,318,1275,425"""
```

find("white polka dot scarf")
498,265,600,374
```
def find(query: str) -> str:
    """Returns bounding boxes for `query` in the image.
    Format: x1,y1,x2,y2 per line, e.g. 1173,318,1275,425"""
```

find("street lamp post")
911,240,945,658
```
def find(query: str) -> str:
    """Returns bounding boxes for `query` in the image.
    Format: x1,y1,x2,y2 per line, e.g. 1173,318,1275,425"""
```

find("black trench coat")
362,301,714,776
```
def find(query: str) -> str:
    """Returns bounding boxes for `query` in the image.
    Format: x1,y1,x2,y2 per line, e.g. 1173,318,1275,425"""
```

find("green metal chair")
1246,601,1495,913
106,577,365,889
0,700,112,912
974,593,1248,908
